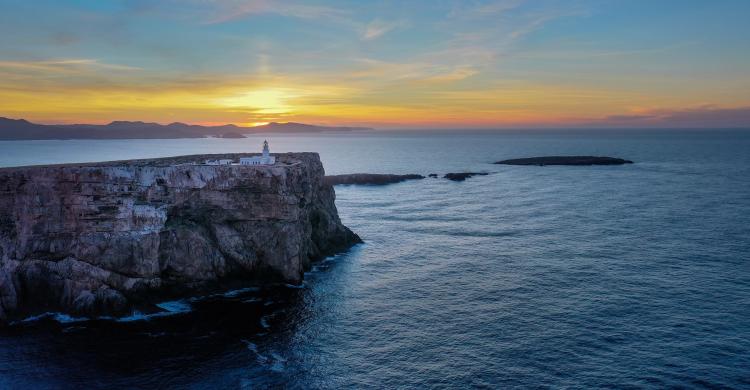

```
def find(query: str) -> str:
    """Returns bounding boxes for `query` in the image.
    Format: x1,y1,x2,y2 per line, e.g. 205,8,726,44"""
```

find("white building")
205,159,233,165
240,140,276,166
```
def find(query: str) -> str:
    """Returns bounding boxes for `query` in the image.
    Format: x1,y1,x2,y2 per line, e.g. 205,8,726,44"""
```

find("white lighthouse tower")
262,140,270,158
240,140,276,165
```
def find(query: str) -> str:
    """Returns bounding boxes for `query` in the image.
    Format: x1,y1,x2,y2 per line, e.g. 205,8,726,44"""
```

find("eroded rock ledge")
444,172,490,182
324,173,424,186
0,153,361,321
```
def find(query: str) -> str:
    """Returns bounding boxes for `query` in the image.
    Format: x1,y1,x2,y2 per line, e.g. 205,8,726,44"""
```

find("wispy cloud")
434,1,589,73
508,7,588,39
361,19,407,40
203,0,348,24
471,0,525,17
347,58,477,84
512,41,701,60
418,66,479,83
449,0,526,18
0,59,140,73
592,105,750,128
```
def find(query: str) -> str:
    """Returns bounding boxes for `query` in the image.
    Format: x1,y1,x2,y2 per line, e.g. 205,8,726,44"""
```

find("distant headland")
0,117,373,140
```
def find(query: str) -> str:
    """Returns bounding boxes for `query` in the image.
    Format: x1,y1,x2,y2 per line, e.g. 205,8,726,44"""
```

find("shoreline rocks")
444,172,490,181
0,153,360,322
495,156,633,166
324,174,424,186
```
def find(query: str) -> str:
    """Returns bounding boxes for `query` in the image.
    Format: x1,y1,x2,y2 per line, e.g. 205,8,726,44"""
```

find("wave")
117,300,193,322
18,312,89,324
220,287,261,298
260,316,271,329
401,227,521,238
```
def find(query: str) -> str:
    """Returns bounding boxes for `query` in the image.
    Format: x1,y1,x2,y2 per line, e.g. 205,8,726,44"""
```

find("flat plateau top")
0,152,317,170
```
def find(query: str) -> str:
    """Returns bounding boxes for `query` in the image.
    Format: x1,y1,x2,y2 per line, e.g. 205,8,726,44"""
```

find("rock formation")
324,173,424,186
444,172,490,181
495,156,633,166
0,153,360,321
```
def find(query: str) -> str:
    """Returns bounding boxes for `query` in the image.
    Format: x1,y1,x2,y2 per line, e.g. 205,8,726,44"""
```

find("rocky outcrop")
0,153,360,321
495,156,633,166
324,174,424,186
444,172,490,181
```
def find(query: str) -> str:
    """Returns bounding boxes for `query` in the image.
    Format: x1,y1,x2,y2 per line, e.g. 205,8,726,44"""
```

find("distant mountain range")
0,117,373,140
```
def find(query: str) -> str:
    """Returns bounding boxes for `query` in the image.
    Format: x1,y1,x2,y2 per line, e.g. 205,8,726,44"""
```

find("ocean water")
0,130,749,388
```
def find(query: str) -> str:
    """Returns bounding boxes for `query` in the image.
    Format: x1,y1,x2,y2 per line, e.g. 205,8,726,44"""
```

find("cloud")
434,1,589,73
0,59,140,73
512,41,701,61
508,7,588,39
361,19,407,40
422,66,478,82
603,115,654,121
449,0,525,18
594,106,750,128
203,0,348,24
347,58,477,84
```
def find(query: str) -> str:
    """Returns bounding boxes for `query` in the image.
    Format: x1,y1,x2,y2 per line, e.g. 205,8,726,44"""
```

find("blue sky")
1,0,748,127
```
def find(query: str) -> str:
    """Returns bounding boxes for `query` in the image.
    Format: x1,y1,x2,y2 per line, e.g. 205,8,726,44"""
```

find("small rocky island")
324,173,495,185
0,152,360,322
495,156,633,166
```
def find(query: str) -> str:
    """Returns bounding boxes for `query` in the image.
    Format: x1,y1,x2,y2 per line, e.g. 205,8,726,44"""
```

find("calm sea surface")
0,130,749,388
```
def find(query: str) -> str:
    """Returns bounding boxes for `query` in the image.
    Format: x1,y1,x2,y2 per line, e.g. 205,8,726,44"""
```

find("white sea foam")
116,300,192,322
243,340,259,353
270,361,285,372
19,312,89,324
155,300,192,313
116,311,150,322
223,287,261,298
270,352,286,372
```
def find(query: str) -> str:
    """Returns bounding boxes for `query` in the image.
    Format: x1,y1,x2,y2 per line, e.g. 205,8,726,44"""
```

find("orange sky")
1,1,749,128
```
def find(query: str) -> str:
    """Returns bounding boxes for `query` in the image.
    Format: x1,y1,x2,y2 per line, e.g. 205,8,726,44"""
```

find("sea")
0,129,748,389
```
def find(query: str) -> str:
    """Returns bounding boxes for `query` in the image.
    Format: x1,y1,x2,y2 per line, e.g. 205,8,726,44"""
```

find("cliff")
0,153,360,321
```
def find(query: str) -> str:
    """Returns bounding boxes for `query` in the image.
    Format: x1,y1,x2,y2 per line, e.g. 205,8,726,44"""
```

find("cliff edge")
0,153,360,321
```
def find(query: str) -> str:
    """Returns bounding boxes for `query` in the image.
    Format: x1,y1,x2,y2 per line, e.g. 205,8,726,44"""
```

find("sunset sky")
1,0,749,128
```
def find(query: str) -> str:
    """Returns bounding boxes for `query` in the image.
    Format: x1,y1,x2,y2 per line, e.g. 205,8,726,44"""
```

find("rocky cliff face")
0,153,360,321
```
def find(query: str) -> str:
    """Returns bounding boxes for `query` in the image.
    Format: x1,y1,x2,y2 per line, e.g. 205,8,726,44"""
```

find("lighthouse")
262,140,270,158
239,140,276,165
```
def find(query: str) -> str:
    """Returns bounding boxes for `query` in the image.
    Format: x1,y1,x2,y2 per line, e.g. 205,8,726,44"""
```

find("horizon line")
2,116,749,131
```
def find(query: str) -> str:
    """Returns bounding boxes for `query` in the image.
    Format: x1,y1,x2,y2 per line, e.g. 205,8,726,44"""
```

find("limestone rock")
0,153,360,321
443,172,490,182
324,173,424,186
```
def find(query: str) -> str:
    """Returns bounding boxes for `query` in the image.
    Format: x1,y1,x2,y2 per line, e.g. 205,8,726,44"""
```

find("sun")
217,88,298,115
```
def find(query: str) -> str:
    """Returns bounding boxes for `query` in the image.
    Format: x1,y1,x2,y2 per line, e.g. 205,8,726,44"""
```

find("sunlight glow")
217,89,299,115
0,1,748,128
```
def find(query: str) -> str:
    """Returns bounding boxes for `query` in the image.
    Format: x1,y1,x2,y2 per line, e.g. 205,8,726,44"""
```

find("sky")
1,0,749,129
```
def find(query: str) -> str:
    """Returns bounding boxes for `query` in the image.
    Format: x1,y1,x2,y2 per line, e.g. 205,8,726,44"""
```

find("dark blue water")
1,130,749,388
